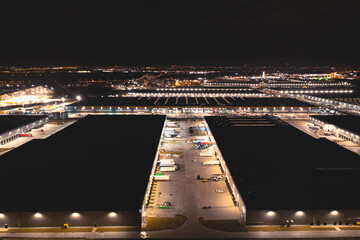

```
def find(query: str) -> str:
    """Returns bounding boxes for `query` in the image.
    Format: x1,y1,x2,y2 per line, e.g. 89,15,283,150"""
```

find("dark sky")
1,0,360,66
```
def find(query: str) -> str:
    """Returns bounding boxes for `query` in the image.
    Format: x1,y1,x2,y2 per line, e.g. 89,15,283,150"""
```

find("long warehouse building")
205,115,360,225
0,115,165,227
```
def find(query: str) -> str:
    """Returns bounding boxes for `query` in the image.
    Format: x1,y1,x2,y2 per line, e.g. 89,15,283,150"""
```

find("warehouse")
65,96,318,114
205,116,360,225
0,115,165,227
0,115,48,145
310,115,360,144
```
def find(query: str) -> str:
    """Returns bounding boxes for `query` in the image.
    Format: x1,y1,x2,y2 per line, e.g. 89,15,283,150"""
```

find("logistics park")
1,78,360,239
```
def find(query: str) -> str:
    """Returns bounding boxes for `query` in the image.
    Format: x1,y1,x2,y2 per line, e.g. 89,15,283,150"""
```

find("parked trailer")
192,127,206,131
166,122,179,126
160,162,176,168
160,153,180,158
193,139,210,144
154,175,170,181
193,136,210,143
193,136,209,140
158,160,175,165
200,152,213,157
203,160,220,165
19,133,32,137
166,123,179,127
200,147,214,157
166,125,179,129
164,129,180,133
160,166,176,172
163,138,183,142
164,133,180,138
159,158,174,162
165,127,181,131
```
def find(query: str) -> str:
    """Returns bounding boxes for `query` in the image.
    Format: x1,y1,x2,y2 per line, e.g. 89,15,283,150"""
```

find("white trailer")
153,175,170,181
166,121,179,125
194,136,209,140
158,159,175,163
160,153,180,158
164,129,180,133
163,137,183,142
160,166,176,172
160,162,176,167
200,151,213,157
200,147,214,157
165,127,181,131
166,123,179,128
193,136,210,143
203,160,220,165
159,158,174,161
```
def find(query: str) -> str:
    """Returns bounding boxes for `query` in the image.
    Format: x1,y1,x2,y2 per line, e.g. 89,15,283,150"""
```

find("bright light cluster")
128,92,266,97
280,90,352,94
156,88,253,91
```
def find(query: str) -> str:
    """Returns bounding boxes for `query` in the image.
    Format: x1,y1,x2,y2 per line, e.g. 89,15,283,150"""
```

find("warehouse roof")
129,87,260,94
311,115,360,136
0,115,165,212
67,97,315,108
206,116,360,211
0,115,47,134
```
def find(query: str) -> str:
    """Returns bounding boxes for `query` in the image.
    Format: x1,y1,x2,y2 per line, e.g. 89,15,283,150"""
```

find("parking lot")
0,119,77,156
147,117,240,223
281,114,360,156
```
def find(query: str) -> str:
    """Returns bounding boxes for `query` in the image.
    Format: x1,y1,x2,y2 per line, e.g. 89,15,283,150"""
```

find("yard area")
143,214,186,231
199,218,337,232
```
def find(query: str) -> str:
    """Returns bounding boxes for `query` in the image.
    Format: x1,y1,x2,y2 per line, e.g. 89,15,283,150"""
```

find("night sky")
1,0,360,66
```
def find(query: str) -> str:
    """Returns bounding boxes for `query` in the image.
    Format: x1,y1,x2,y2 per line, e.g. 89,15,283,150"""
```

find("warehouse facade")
0,115,48,146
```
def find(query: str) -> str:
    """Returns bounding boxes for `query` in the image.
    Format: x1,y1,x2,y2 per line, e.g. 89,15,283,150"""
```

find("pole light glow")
266,211,275,216
296,211,304,216
331,210,339,215
34,212,42,218
72,212,80,217
109,212,117,217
